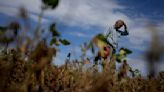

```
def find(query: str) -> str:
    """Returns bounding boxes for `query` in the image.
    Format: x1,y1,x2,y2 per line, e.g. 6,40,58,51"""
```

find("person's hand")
114,20,129,35
114,20,125,29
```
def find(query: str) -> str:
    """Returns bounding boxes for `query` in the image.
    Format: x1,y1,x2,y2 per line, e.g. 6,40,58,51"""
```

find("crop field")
0,0,164,92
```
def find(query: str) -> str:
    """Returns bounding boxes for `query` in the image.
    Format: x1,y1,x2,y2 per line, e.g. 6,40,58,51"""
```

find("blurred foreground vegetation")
0,42,164,92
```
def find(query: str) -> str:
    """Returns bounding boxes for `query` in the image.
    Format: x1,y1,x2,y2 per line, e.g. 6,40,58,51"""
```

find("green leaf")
59,39,70,45
96,34,110,45
96,34,107,42
50,37,60,46
49,23,60,37
50,37,57,46
42,0,59,9
116,54,125,63
120,48,132,55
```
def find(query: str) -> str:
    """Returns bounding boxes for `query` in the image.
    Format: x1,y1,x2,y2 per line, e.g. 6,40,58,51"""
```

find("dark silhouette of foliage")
49,23,60,37
42,0,59,9
59,38,70,45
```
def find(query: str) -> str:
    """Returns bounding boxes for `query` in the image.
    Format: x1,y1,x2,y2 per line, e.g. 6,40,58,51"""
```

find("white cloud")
0,0,132,27
0,0,41,14
29,13,49,23
128,20,164,51
48,0,132,28
129,26,151,45
68,31,90,38
0,5,19,16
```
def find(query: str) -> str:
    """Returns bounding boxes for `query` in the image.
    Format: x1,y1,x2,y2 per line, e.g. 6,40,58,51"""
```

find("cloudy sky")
0,0,164,75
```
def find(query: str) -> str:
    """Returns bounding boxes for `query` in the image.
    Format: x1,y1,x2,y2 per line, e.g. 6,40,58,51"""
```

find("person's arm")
105,27,112,38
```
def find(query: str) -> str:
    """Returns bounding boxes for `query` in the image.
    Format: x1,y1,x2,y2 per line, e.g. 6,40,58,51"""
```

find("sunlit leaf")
120,48,132,55
96,34,109,44
116,48,132,63
54,40,60,46
116,54,125,63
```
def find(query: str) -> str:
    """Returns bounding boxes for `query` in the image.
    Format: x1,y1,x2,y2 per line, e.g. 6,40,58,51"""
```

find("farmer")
105,20,129,50
92,20,129,67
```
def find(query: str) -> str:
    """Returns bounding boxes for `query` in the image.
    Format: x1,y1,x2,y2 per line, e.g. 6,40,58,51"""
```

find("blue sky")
0,0,164,75
117,0,164,21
